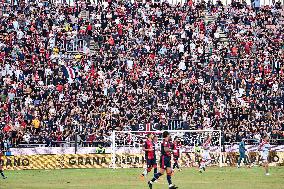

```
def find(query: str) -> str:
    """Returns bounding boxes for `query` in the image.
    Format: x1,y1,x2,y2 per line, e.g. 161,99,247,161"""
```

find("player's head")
163,131,170,140
174,136,179,142
147,133,154,140
264,135,269,141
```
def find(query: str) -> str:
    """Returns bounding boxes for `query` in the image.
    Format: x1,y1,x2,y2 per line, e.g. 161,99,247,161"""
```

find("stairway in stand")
79,10,89,21
204,9,229,47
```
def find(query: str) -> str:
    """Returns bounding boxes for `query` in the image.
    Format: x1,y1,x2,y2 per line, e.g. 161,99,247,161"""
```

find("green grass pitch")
1,167,284,189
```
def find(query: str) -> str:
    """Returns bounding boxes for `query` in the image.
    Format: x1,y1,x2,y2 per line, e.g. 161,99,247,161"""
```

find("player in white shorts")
199,135,211,173
258,135,270,176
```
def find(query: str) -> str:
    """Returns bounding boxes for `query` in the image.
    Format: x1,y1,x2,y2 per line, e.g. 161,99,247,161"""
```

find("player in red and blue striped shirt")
148,131,178,189
172,137,182,172
141,133,157,178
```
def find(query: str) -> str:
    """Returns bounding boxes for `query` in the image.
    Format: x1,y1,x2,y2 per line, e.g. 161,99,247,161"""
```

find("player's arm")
267,143,271,150
172,143,178,154
243,142,249,155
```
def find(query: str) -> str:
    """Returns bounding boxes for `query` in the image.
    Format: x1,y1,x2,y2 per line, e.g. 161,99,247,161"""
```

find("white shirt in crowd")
272,83,278,92
177,43,184,53
179,60,186,71
214,32,220,39
127,59,133,69
23,133,31,143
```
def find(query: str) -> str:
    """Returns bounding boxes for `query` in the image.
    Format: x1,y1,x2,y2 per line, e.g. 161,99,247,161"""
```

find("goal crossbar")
111,130,222,169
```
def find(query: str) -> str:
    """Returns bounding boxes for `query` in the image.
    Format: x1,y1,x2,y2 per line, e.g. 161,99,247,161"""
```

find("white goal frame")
111,130,222,169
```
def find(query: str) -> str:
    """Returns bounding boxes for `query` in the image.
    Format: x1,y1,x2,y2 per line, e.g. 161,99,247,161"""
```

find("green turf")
1,167,284,189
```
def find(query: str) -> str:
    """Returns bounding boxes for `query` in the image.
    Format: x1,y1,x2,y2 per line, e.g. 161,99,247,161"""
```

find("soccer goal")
110,130,222,169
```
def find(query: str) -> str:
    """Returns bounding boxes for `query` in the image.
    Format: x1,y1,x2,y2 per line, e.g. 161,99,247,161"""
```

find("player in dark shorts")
148,131,178,189
0,150,7,179
141,133,157,178
172,136,182,172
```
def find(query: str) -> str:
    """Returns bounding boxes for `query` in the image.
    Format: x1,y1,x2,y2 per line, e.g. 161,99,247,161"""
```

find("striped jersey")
203,140,211,151
161,139,171,157
259,140,270,155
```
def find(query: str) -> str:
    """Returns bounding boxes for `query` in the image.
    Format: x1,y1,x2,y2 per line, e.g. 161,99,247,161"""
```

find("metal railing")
16,140,111,148
223,138,284,145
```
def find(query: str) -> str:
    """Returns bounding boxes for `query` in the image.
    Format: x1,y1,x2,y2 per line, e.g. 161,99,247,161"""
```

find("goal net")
110,130,222,169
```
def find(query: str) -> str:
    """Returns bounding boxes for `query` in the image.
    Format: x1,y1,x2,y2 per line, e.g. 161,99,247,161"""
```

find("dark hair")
174,136,178,141
147,133,152,138
163,131,170,138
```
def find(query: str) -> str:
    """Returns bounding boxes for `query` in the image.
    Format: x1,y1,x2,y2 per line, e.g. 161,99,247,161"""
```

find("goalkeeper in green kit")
194,142,202,167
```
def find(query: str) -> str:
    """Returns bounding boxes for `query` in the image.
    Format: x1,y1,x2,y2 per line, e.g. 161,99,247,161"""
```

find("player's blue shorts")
160,155,171,169
146,158,157,168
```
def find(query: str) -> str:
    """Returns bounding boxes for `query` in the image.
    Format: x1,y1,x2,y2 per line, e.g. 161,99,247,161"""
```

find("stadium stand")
0,0,283,150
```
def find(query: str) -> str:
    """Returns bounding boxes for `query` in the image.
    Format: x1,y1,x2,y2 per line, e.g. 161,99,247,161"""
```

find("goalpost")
110,130,222,169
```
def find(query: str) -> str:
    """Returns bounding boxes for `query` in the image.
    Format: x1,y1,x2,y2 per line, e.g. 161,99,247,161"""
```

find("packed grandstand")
0,0,283,151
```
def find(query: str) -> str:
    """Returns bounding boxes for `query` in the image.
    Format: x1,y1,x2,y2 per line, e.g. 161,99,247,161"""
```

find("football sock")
167,174,172,185
154,167,158,174
143,169,148,176
0,170,5,178
176,163,180,169
150,172,162,183
173,162,177,169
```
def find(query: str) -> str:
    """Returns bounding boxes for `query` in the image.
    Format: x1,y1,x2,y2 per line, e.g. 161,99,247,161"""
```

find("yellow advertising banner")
114,152,284,168
1,152,284,170
178,151,284,167
1,154,112,170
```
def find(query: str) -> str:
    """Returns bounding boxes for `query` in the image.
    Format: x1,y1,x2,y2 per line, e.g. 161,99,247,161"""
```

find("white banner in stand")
9,147,112,156
9,145,284,156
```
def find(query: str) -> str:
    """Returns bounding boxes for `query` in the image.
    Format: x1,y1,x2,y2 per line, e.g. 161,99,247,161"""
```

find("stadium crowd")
0,0,284,149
